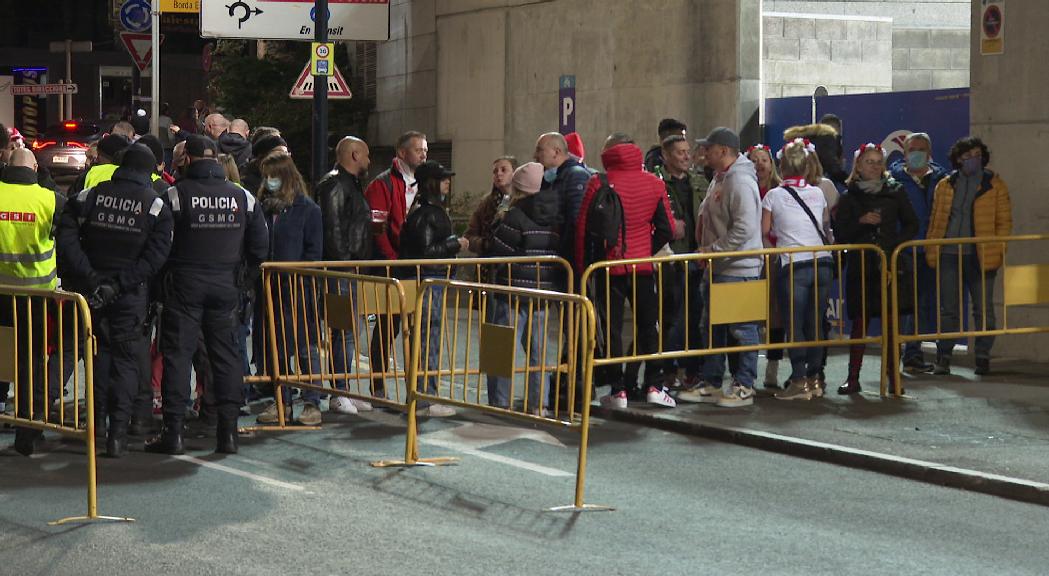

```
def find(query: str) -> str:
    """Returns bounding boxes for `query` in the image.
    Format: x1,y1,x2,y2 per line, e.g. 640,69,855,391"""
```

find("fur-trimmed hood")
784,123,838,139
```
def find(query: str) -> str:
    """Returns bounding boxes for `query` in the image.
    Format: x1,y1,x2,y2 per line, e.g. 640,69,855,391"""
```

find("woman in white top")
760,139,834,400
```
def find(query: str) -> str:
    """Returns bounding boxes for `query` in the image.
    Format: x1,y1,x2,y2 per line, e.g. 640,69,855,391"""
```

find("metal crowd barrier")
580,244,895,396
372,279,608,511
247,257,574,430
891,234,1049,390
0,287,132,525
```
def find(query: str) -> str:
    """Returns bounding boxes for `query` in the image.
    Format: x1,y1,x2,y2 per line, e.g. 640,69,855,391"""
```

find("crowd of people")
0,105,1013,458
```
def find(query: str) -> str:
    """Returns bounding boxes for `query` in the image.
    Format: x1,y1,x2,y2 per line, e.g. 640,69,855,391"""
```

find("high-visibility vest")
84,163,160,188
0,180,58,289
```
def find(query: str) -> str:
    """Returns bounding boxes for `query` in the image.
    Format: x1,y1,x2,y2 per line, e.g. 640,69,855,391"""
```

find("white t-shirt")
761,178,831,266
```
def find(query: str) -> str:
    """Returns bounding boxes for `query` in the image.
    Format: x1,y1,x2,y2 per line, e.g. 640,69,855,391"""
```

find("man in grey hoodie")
677,127,763,408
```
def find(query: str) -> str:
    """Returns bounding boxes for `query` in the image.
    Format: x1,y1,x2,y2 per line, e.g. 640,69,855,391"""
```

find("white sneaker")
646,386,676,408
329,396,359,415
715,384,755,408
677,383,719,404
600,391,628,409
350,398,373,412
418,404,457,418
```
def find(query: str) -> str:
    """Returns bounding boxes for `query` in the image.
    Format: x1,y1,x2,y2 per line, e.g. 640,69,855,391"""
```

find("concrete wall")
764,0,969,28
763,13,893,98
373,0,760,208
970,2,1049,361
892,27,969,91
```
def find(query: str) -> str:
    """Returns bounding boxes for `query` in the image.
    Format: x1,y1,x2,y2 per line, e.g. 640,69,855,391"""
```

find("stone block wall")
892,27,970,91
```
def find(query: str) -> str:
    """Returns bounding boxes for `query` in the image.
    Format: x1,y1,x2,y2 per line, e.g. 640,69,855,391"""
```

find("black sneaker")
974,358,990,375
903,357,935,373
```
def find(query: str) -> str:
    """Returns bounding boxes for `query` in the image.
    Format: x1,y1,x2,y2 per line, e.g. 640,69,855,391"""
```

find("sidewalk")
592,352,1049,505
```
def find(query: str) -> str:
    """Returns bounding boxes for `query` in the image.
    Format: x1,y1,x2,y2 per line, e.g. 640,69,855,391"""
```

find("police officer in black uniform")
146,135,268,455
56,144,174,457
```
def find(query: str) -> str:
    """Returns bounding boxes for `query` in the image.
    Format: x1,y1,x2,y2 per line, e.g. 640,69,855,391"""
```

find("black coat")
489,188,563,291
834,178,919,319
399,192,461,278
316,166,372,261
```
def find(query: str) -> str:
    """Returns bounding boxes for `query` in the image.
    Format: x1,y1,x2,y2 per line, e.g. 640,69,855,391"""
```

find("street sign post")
120,32,163,72
120,0,153,32
10,84,79,96
559,75,576,135
159,0,200,12
48,40,92,120
200,0,390,41
311,42,334,76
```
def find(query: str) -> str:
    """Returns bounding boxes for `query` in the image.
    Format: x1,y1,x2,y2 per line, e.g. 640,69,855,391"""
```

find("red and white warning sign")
120,31,164,72
289,62,353,100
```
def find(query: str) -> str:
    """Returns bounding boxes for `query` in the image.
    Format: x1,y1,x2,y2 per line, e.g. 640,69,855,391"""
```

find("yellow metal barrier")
246,257,574,430
372,278,609,512
580,244,895,396
891,234,1049,388
0,287,133,525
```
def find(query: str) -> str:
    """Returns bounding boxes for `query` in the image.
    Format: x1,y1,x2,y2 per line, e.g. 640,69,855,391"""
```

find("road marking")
420,437,572,478
174,455,308,493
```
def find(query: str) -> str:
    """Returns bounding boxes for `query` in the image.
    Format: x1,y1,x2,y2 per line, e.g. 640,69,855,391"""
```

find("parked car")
31,121,103,178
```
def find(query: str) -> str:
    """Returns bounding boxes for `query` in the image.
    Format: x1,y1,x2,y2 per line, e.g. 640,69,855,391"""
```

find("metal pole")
151,7,160,136
58,80,65,121
65,40,72,120
312,0,329,185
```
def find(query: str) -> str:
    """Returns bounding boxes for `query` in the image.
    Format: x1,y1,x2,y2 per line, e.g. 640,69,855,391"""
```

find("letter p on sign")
558,75,576,135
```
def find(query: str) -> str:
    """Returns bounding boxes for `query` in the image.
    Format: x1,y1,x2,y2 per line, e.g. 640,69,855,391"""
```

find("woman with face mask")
399,160,468,418
924,137,1012,376
253,152,326,426
833,144,919,395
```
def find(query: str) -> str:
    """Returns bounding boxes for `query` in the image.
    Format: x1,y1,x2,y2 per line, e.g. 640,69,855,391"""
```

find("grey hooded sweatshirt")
696,153,763,277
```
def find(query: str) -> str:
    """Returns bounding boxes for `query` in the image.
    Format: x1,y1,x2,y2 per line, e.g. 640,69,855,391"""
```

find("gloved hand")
87,281,119,310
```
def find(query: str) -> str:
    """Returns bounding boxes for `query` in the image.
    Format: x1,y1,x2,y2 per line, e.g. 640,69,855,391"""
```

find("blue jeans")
777,259,832,380
661,262,706,377
900,252,933,362
936,252,996,361
326,278,363,392
485,295,551,411
701,274,760,388
416,284,446,401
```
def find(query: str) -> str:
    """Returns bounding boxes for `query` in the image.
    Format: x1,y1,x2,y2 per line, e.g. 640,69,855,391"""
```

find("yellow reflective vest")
84,163,160,189
0,180,58,289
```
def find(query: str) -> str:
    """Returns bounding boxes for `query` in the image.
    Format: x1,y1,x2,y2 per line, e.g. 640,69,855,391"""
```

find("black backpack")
584,173,626,265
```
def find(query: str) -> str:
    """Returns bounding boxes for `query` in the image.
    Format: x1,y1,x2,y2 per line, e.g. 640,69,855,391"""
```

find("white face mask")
265,177,282,192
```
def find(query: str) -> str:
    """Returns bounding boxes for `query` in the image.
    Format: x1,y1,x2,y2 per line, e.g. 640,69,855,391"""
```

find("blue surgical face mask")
906,151,929,170
265,177,282,192
961,156,982,176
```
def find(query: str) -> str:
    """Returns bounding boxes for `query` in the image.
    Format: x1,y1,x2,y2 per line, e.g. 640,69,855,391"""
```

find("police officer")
0,148,65,456
69,133,130,195
56,144,174,457
146,135,268,455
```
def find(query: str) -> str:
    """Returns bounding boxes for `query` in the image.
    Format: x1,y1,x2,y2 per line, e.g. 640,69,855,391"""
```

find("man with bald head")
230,119,250,139
533,131,593,272
0,148,68,455
315,136,374,414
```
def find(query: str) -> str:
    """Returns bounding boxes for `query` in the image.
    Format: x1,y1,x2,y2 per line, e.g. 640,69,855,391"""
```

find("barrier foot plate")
238,425,323,433
370,457,460,468
49,514,136,526
546,504,616,513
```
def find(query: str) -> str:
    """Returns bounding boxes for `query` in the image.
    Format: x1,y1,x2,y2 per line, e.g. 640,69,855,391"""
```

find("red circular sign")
983,5,1002,38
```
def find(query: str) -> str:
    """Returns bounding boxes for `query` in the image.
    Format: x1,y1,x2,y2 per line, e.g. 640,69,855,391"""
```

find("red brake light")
31,140,56,150
67,141,88,149
63,122,78,130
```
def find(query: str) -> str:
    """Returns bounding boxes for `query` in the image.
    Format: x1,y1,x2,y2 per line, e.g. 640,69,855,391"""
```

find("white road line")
421,438,572,478
174,455,308,493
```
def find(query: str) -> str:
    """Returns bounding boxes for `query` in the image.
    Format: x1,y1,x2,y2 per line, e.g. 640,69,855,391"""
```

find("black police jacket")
316,166,372,261
164,159,269,271
56,167,174,293
398,193,461,278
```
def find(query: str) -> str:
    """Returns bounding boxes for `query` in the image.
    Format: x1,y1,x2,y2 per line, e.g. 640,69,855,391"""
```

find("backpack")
584,173,626,265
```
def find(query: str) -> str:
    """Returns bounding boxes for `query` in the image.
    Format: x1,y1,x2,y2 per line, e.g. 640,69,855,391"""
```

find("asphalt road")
1,406,1046,576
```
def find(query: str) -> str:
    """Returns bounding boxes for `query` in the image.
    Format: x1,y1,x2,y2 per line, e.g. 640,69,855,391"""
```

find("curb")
591,405,1049,508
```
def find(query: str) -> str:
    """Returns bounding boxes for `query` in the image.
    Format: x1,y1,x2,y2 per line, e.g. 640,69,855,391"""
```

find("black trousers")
595,272,664,395
0,296,58,423
93,284,150,428
369,313,401,395
159,268,244,425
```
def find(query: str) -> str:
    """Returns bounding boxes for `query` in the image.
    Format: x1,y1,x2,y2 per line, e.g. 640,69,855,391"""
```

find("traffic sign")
981,0,1005,55
159,0,200,12
120,31,165,72
311,42,334,76
201,0,390,42
10,84,79,96
289,62,352,100
120,0,152,32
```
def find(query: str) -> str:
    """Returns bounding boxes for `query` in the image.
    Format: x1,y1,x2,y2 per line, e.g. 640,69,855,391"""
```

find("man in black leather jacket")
315,136,375,414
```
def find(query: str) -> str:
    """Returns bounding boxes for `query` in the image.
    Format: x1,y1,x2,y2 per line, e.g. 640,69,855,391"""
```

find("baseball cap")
697,127,740,150
415,160,455,185
185,134,218,158
511,162,544,196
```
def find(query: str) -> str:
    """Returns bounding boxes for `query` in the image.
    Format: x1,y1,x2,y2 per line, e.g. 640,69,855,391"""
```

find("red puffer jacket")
575,143,674,275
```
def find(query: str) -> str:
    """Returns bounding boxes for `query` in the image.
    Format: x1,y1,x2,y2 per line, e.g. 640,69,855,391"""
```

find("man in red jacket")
364,130,428,398
575,133,677,410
